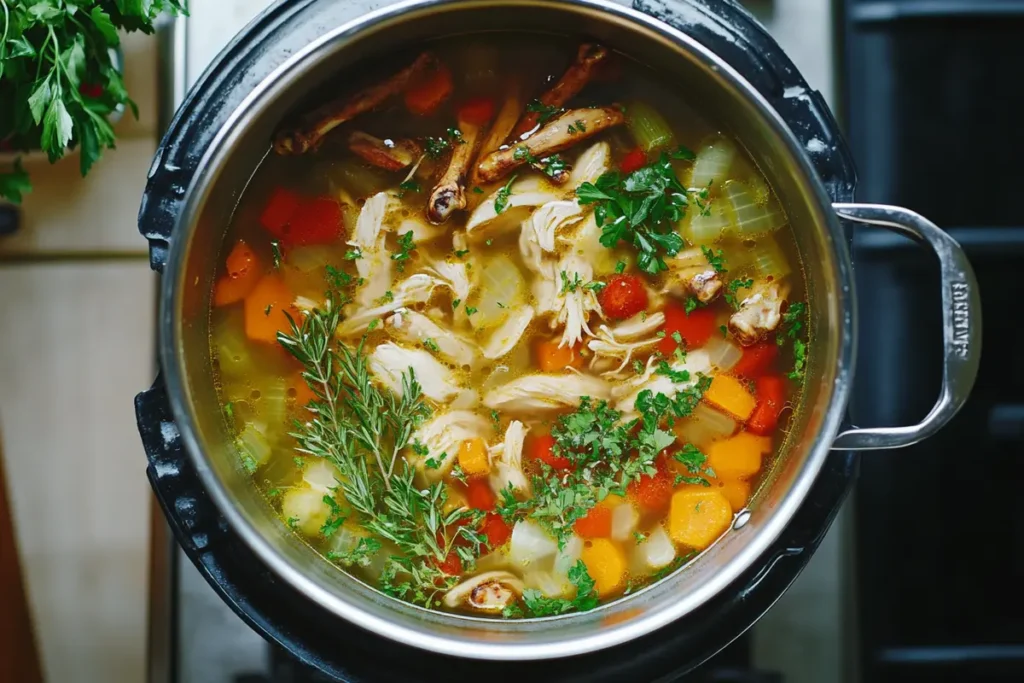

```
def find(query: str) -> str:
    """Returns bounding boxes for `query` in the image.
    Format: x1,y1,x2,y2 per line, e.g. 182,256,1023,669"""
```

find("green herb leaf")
494,174,517,214
391,231,416,272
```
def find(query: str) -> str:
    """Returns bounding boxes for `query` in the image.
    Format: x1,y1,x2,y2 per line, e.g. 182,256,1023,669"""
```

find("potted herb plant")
0,0,187,203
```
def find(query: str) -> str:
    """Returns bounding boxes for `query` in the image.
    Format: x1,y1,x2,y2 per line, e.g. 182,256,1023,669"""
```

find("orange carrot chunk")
580,538,627,597
457,437,491,477
705,432,771,480
703,374,757,421
574,503,613,538
244,274,297,343
214,240,263,306
534,339,583,372
404,62,454,116
668,488,732,550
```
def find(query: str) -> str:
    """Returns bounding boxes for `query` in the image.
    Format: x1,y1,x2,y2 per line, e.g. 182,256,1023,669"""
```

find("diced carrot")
482,512,512,548
599,274,649,320
534,339,583,372
659,303,716,354
225,240,258,278
466,477,497,510
580,538,627,597
214,240,263,306
705,432,771,480
716,479,751,512
458,437,491,477
435,552,463,576
244,274,298,343
620,148,648,174
732,341,779,378
287,197,343,247
528,434,572,471
748,375,786,435
574,503,613,538
627,457,673,514
458,96,496,126
703,374,757,421
404,62,454,116
288,370,318,407
260,187,300,237
668,488,732,550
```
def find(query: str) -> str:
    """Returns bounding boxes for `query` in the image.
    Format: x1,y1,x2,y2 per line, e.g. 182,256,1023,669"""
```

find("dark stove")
842,1,1024,681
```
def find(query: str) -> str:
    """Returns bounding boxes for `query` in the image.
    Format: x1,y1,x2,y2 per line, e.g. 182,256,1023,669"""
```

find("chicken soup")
210,35,808,617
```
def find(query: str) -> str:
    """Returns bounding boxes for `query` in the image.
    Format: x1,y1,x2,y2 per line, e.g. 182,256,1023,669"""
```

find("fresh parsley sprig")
576,147,698,275
0,0,188,202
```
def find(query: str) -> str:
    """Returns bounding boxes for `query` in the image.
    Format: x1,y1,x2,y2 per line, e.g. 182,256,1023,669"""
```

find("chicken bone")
442,571,525,613
729,279,791,346
347,131,422,171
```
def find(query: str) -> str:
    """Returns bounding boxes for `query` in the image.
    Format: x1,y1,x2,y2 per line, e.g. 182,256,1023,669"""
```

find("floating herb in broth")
210,33,809,616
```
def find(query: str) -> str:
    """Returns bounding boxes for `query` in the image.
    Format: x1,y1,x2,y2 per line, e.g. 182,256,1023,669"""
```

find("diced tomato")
225,240,258,279
747,375,786,435
466,477,497,510
528,434,572,471
574,504,613,538
732,341,779,379
435,552,463,576
659,302,716,354
481,513,512,548
599,274,649,320
628,457,673,514
287,197,343,246
457,97,496,126
619,148,648,175
260,187,300,237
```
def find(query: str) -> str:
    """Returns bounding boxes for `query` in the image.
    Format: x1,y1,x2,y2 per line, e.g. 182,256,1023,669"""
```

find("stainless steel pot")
158,0,982,661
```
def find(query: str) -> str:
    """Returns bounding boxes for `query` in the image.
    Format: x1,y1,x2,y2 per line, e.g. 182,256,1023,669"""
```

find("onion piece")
469,254,527,331
508,520,558,570
303,459,341,493
689,138,736,190
554,535,584,576
611,502,639,542
683,201,730,244
704,336,743,372
281,485,330,537
722,180,786,237
674,403,738,450
523,570,573,599
237,422,271,468
747,238,793,280
635,525,676,571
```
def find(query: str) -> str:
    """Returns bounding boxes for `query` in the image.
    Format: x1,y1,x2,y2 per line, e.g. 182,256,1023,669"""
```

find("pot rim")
159,0,856,660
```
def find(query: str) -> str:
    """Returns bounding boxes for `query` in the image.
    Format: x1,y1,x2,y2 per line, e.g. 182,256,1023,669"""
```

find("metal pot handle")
830,203,982,451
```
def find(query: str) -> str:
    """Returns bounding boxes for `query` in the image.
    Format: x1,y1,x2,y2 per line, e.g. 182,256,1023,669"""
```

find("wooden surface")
0,261,156,683
0,435,44,683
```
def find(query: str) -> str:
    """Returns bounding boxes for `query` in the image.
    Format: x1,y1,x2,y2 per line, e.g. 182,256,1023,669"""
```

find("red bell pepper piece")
747,375,786,435
731,341,779,379
659,303,716,354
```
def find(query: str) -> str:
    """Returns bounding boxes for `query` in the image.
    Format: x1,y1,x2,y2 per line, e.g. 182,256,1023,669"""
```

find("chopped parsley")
655,361,690,383
391,231,416,272
472,186,485,194
560,270,584,294
286,516,300,530
633,530,648,544
452,298,462,310
567,119,588,135
519,560,599,616
447,127,466,144
496,302,507,309
526,99,562,125
684,297,702,315
701,245,727,274
724,278,754,309
376,290,395,305
720,325,729,337
224,402,234,422
398,180,421,197
344,248,362,261
585,281,607,293
494,174,517,215
541,154,569,179
577,148,702,274
264,304,273,316
424,136,450,158
779,301,808,379
367,318,380,331
325,265,351,289
270,240,282,269
672,443,715,486
327,537,382,568
319,495,347,538
465,306,478,316
615,261,627,274
454,248,470,258
513,146,538,164
449,464,469,485
423,338,440,353
424,457,441,470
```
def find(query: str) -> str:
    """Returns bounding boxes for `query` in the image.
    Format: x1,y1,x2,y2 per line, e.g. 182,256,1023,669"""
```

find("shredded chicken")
532,252,601,348
385,309,480,368
428,110,487,224
484,372,611,415
369,342,467,404
665,247,724,304
512,44,609,141
274,52,435,155
482,306,535,360
465,175,561,239
336,274,437,337
613,350,713,417
347,131,422,171
443,571,525,612
396,216,446,244
476,106,626,184
348,192,393,308
411,410,490,481
587,311,666,377
729,279,791,346
489,420,530,496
